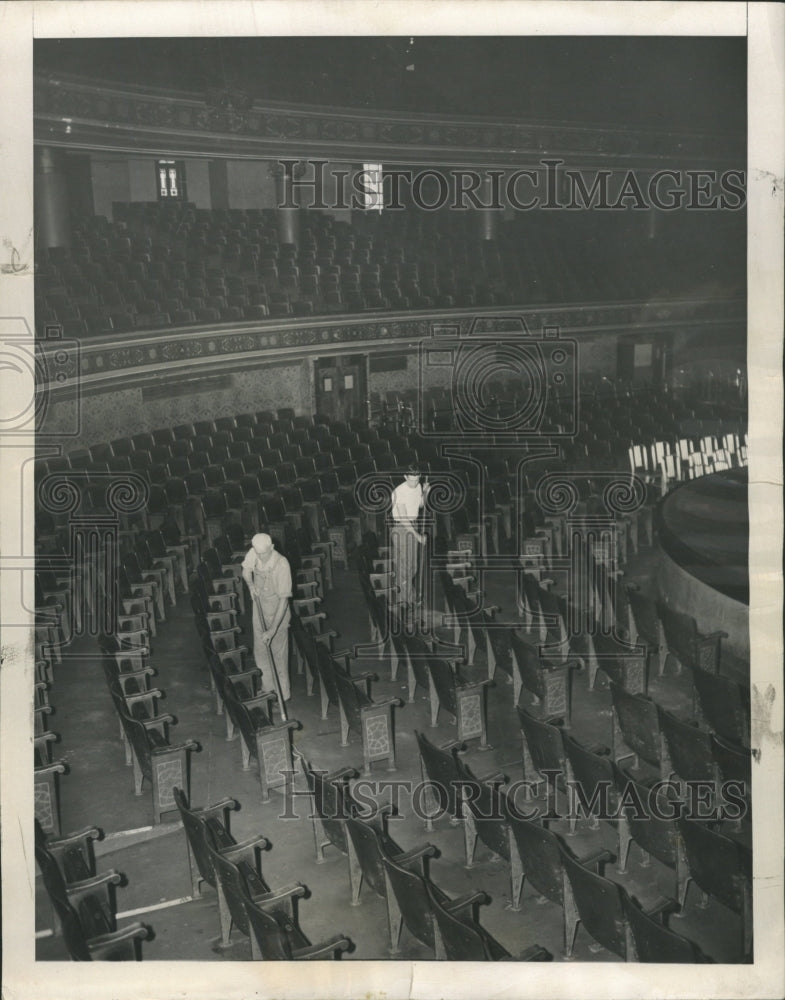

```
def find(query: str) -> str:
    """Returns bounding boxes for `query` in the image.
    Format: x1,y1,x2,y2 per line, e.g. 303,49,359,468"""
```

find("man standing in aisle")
390,466,429,619
241,533,292,704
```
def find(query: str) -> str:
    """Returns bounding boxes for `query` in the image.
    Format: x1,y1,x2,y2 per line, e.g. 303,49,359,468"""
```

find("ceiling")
34,36,745,135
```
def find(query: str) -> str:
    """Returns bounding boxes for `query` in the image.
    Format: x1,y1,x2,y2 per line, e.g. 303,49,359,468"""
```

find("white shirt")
392,481,423,522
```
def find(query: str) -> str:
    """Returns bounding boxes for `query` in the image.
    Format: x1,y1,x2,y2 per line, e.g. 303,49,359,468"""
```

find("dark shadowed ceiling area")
34,36,745,134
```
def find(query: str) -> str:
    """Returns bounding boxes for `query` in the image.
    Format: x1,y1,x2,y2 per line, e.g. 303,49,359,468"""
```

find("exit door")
315,355,367,423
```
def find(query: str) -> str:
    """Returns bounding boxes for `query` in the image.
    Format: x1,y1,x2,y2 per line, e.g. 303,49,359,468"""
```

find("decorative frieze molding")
34,74,743,168
37,300,746,397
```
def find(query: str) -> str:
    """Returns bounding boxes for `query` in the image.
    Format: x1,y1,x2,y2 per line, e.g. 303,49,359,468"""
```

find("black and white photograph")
1,2,783,998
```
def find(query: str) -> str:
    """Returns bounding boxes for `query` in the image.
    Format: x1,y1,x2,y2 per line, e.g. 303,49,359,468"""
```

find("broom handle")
253,590,288,722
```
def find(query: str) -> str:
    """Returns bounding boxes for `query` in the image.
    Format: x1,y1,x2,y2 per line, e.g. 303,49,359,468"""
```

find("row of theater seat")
34,198,738,336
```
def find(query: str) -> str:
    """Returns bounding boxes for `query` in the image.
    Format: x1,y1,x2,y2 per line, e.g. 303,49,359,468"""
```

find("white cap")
251,533,274,554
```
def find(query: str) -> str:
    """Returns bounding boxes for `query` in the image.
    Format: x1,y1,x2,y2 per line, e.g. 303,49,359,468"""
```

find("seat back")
415,730,463,820
677,818,750,914
332,666,367,733
426,656,459,716
622,889,710,963
502,806,566,905
561,732,616,818
592,631,648,694
510,633,546,700
710,733,751,788
657,706,715,783
610,683,661,767
401,633,434,692
656,601,699,667
560,848,629,958
460,773,509,861
243,897,298,959
626,586,659,646
612,763,681,869
304,763,353,854
381,845,436,949
207,842,256,937
313,642,340,710
517,706,566,778
345,815,403,899
692,668,750,747
426,881,508,961
173,787,218,889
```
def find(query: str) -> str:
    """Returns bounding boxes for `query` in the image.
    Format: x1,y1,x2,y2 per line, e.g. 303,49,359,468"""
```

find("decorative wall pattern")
42,362,307,451
34,75,744,167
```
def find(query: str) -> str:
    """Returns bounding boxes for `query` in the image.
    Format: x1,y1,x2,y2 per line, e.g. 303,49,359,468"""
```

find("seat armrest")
46,826,102,849
351,670,380,685
519,944,553,961
477,770,508,786
363,696,403,711
140,713,175,729
396,843,439,868
252,882,309,906
86,922,152,952
151,738,200,755
580,847,615,870
439,739,467,752
65,869,124,894
196,797,239,818
220,834,271,857
443,889,491,914
645,895,680,921
293,935,353,959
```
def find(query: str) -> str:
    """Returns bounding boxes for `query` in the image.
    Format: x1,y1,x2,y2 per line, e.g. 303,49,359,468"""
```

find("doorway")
314,354,368,423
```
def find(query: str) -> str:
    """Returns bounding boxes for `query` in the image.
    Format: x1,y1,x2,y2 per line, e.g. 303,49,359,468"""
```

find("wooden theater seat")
691,667,750,748
380,840,488,956
109,687,200,824
609,682,669,780
655,600,726,676
510,631,577,726
612,763,689,907
220,680,300,802
676,817,752,961
327,650,403,774
242,893,353,960
35,829,151,960
621,890,713,963
427,879,551,962
559,846,676,960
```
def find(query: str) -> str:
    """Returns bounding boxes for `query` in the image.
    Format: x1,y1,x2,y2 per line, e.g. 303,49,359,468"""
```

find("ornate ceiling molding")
34,74,744,169
37,299,745,399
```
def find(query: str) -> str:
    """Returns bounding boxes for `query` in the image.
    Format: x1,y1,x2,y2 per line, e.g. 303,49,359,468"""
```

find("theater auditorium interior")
31,36,752,965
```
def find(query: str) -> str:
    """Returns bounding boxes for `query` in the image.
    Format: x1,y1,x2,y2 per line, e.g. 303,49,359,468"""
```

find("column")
35,147,71,249
476,172,498,241
269,162,300,246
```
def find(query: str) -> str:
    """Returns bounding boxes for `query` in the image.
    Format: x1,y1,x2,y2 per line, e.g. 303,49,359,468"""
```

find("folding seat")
110,437,134,458
692,668,750,747
230,426,254,446
149,428,173,449
207,445,230,466
610,682,669,780
241,454,263,477
380,839,491,957
203,464,227,489
194,420,216,438
676,818,752,960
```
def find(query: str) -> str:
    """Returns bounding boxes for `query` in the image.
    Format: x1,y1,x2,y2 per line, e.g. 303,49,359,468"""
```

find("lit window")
156,160,186,200
362,162,384,212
